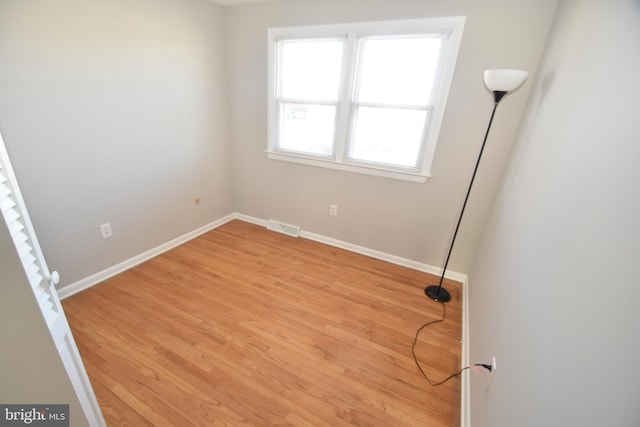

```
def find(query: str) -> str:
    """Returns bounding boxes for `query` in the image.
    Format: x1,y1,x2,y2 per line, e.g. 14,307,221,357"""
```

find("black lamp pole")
425,90,508,303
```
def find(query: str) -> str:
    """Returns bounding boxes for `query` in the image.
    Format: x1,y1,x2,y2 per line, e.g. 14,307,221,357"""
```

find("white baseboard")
235,214,467,284
237,213,468,283
461,276,470,427
57,214,236,299
61,211,468,298
234,213,268,227
305,229,468,284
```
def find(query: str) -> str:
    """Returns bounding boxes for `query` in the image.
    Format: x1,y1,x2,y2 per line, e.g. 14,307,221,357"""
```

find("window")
268,17,466,182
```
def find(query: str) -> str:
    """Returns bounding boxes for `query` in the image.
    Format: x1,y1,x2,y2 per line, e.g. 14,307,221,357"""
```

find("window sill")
266,151,430,183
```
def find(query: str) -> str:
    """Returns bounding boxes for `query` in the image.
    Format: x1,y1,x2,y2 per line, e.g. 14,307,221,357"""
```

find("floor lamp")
425,69,529,303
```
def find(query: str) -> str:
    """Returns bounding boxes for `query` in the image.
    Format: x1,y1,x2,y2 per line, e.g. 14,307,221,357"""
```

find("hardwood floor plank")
63,220,463,426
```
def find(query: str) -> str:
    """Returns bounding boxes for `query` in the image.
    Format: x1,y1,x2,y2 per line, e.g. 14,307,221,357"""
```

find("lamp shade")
484,69,528,93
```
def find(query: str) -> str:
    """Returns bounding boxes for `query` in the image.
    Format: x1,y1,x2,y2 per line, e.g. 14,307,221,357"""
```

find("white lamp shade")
484,69,528,92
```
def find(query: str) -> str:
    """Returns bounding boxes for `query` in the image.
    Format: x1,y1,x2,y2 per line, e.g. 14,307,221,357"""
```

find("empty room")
1,0,639,426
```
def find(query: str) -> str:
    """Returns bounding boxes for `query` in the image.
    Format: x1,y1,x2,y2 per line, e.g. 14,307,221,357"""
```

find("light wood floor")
63,220,463,426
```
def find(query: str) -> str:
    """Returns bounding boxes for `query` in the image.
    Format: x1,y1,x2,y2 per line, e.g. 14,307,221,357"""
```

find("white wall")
224,0,558,274
0,219,89,426
469,1,640,425
0,0,232,287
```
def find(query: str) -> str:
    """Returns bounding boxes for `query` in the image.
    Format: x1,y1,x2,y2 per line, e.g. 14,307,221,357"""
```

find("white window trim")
267,17,466,183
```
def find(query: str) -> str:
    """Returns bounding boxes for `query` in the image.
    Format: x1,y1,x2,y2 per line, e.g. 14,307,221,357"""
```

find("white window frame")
267,17,466,183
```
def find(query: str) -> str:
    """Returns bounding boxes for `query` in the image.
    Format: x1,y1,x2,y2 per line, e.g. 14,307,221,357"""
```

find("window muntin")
268,18,466,182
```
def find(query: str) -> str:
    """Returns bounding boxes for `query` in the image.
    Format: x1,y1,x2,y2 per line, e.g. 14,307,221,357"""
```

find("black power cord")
411,301,492,387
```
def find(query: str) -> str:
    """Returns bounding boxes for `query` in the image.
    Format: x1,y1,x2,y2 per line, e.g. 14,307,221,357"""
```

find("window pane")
355,35,443,105
279,39,344,101
278,103,336,156
348,107,427,168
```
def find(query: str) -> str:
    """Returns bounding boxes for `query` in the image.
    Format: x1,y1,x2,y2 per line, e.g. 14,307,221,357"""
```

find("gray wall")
0,218,89,426
469,1,640,425
0,0,559,286
224,0,558,273
0,0,233,287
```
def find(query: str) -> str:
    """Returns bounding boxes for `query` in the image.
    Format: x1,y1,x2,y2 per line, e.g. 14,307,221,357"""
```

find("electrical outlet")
100,223,112,239
329,204,338,216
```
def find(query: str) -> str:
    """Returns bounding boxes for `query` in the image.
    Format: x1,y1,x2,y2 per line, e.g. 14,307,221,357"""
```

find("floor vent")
266,220,300,238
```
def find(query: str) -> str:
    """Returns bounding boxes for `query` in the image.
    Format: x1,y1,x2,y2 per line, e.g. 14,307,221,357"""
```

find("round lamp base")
425,285,452,303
